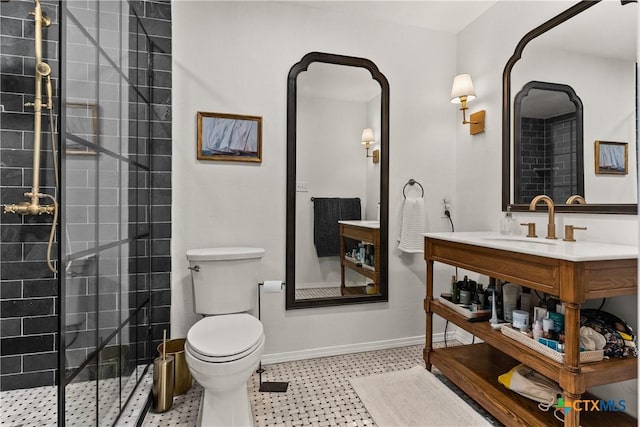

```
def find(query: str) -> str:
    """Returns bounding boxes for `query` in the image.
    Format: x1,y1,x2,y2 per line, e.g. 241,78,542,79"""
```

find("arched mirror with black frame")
503,0,638,214
286,52,390,310
514,81,584,205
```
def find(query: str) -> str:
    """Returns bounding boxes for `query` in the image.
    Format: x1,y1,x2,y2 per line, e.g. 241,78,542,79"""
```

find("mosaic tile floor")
142,343,501,427
294,287,342,299
0,344,500,427
0,365,150,427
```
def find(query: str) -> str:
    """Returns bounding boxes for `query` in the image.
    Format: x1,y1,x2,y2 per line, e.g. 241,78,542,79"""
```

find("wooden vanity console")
339,221,380,296
424,234,637,427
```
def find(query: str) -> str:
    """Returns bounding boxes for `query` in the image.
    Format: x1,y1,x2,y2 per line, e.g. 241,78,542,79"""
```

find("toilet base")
197,384,254,427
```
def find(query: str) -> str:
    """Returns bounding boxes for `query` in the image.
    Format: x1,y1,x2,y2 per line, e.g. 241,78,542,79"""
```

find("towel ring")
403,179,424,198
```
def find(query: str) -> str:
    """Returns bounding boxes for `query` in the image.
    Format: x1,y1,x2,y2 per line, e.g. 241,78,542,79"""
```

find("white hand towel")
398,197,426,253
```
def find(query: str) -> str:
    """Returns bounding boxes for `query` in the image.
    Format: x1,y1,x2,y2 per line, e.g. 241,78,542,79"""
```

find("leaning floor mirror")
286,52,390,309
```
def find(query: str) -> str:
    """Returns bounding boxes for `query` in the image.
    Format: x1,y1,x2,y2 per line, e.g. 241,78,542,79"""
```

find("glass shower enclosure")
60,1,153,424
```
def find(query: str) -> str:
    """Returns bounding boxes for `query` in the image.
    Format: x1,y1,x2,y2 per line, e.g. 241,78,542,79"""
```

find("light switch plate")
296,182,309,192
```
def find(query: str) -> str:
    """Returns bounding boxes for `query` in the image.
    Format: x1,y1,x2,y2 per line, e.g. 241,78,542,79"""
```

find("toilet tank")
186,247,265,315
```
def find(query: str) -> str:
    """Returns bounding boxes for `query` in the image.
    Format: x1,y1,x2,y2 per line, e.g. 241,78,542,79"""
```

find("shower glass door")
60,1,152,424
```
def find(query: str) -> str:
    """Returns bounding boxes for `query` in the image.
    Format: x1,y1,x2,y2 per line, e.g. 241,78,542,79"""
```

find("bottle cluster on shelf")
345,241,375,268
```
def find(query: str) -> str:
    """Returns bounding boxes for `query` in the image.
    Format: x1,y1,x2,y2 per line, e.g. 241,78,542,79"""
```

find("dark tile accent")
1,334,53,355
0,355,21,374
0,318,22,337
23,315,58,335
151,205,171,222
0,260,54,280
22,278,56,297
150,222,170,239
1,243,23,262
0,55,24,75
0,131,23,149
144,2,171,20
0,37,34,58
0,280,22,299
150,272,170,290
0,297,54,318
0,370,54,391
0,168,23,185
23,351,57,371
150,305,169,323
150,188,170,204
0,147,33,167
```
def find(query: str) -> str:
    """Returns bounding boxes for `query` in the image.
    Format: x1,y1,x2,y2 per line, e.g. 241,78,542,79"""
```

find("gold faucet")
565,195,586,205
529,195,557,239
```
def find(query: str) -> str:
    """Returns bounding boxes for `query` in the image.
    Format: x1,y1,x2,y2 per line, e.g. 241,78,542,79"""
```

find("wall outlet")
441,198,451,219
296,182,309,192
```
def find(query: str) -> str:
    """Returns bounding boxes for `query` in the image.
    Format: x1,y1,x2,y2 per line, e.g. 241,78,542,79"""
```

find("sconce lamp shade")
361,128,375,145
450,73,477,104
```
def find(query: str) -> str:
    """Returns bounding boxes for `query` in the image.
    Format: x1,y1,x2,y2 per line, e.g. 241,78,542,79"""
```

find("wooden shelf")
342,257,376,281
430,343,637,427
431,299,637,388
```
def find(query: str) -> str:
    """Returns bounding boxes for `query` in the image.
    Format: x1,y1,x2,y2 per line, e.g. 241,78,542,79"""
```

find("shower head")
36,62,51,76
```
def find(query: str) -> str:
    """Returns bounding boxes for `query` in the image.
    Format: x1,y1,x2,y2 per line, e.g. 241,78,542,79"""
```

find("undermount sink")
481,236,557,245
423,231,638,262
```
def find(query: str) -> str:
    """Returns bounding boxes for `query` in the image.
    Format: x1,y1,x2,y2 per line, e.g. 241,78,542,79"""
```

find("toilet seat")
187,313,264,363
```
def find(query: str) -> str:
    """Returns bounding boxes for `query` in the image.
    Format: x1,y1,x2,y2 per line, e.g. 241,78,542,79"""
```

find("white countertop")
338,220,380,229
423,231,638,262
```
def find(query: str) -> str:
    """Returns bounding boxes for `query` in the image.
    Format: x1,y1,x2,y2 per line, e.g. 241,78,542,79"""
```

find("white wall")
172,1,458,356
457,1,638,416
295,95,367,288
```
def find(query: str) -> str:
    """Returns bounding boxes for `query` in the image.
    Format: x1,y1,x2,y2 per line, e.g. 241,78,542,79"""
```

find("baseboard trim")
261,332,455,365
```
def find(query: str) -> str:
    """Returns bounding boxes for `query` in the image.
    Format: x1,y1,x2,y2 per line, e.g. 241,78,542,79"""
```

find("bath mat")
349,365,492,427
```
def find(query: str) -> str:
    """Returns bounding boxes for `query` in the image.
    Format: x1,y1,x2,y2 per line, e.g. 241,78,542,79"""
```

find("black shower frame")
57,1,154,425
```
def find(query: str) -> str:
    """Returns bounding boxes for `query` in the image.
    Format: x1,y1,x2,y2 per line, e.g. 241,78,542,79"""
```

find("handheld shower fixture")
37,62,54,110
3,0,60,273
36,61,51,76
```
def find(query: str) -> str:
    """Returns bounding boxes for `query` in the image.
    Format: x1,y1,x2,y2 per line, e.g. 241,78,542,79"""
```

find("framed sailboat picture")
197,111,262,163
594,140,628,175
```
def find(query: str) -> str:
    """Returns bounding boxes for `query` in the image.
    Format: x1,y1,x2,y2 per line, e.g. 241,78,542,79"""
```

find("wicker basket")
500,325,604,363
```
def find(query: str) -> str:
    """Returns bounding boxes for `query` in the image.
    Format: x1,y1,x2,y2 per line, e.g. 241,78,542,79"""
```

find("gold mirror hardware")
520,223,537,238
563,225,587,242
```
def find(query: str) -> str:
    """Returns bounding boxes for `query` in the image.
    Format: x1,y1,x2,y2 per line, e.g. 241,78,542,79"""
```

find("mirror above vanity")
503,0,638,214
286,52,390,309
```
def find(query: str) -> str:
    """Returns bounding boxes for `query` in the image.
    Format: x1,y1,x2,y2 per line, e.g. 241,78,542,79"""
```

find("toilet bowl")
185,247,266,426
185,313,264,427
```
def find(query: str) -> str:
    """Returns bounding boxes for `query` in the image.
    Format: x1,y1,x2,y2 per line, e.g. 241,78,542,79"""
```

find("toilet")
184,247,266,427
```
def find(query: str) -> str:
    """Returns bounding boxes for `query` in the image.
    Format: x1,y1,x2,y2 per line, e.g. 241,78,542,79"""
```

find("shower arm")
3,0,55,216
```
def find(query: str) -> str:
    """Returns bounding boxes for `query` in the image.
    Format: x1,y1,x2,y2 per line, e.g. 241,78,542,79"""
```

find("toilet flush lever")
188,265,200,272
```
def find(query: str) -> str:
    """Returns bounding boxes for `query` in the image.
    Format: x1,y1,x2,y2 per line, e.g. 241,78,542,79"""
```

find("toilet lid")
187,313,263,358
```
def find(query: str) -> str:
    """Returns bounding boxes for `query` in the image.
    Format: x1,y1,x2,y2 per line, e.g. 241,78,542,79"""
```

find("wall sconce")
450,73,485,135
361,128,379,163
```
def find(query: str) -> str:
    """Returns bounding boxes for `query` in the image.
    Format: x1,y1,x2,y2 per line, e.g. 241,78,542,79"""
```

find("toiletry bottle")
520,288,531,313
533,320,543,341
451,275,459,304
502,282,521,322
500,206,515,235
500,206,520,235
477,284,486,309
